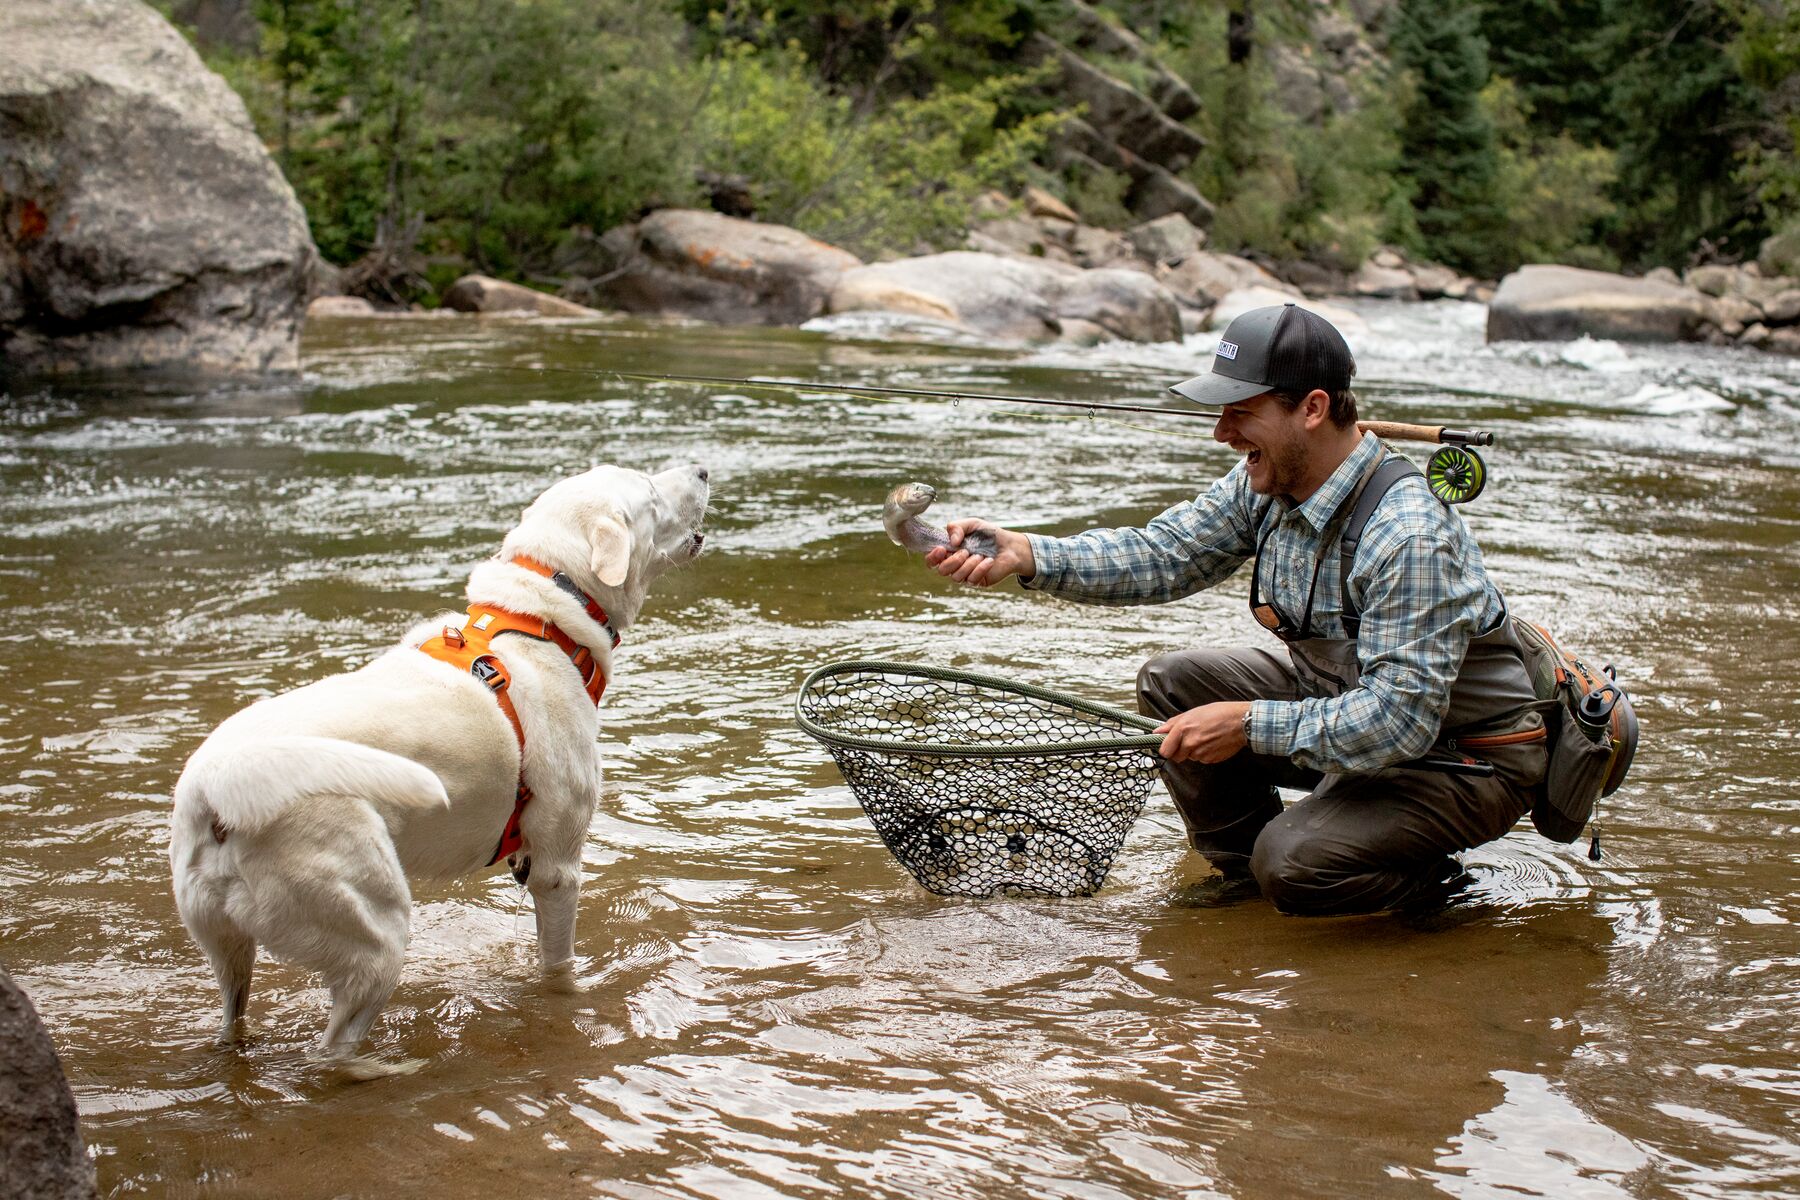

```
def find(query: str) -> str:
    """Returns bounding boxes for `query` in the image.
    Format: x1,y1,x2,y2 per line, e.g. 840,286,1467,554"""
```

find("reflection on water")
1,305,1797,1198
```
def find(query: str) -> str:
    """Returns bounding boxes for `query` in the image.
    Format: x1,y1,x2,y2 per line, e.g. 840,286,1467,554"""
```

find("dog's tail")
174,736,450,840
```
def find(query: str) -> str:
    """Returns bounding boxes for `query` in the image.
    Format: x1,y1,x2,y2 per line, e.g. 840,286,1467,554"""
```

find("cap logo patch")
1217,340,1239,361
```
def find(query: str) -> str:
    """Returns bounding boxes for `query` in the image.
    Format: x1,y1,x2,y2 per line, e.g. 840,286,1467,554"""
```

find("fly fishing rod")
600,370,1494,445
595,368,1496,503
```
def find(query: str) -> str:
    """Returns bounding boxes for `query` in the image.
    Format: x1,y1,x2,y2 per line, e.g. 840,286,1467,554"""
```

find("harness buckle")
470,654,507,692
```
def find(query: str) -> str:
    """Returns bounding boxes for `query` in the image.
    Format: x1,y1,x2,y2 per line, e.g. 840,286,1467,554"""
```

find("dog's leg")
527,860,582,988
210,928,256,1036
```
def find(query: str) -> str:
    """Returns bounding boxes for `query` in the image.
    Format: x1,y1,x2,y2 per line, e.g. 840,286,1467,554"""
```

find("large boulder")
590,209,861,326
1162,251,1294,309
1487,265,1715,344
825,251,1180,344
1,966,96,1200
0,0,316,376
1758,226,1800,279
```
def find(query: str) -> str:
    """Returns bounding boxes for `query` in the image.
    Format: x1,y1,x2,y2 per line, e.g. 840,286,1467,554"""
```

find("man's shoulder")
1360,465,1468,548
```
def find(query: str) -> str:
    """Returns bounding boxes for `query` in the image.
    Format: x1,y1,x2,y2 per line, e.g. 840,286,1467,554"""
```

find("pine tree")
1392,0,1510,276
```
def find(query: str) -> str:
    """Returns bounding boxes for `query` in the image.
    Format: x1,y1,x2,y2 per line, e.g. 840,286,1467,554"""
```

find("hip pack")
1340,452,1639,849
1511,620,1639,845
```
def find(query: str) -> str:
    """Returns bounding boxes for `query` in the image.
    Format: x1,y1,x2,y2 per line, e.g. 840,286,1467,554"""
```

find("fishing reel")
1426,444,1487,504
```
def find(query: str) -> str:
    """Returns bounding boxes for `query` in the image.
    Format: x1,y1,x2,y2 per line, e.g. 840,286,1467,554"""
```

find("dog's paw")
328,1053,427,1082
538,958,585,994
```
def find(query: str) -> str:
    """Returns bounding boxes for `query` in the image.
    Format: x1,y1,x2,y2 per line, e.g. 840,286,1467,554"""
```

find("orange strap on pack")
417,558,616,865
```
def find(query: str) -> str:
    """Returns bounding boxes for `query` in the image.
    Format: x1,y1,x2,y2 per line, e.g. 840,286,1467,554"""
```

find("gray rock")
1023,34,1206,173
825,251,1179,344
1644,266,1681,286
1068,225,1143,271
1,966,96,1200
1162,251,1292,309
1274,259,1349,297
1709,293,1764,333
1045,118,1215,229
1126,163,1216,229
1057,267,1181,341
1053,0,1201,121
0,0,315,377
1409,263,1461,299
1765,325,1800,356
1739,322,1771,348
1487,265,1715,344
1684,264,1741,297
965,218,1051,259
1759,288,1800,325
1023,186,1079,224
442,275,602,318
1351,260,1419,300
1126,213,1204,266
1758,227,1800,278
306,295,377,318
590,209,861,326
1371,247,1406,270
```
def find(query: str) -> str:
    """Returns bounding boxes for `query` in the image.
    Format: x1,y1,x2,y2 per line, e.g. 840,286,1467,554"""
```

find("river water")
2,300,1797,1198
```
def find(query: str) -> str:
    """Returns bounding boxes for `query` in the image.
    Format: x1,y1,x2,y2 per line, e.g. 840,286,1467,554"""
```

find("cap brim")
1168,372,1271,409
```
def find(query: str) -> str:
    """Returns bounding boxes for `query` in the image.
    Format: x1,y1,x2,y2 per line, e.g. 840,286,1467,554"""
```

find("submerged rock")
1,966,95,1199
306,295,377,318
0,0,316,377
591,209,862,326
826,251,1180,344
442,275,602,318
1488,265,1714,344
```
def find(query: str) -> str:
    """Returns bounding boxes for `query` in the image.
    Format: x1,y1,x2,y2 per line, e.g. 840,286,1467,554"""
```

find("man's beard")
1248,435,1309,497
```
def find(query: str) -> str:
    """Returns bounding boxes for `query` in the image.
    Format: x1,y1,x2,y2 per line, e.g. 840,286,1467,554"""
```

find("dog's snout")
696,466,709,483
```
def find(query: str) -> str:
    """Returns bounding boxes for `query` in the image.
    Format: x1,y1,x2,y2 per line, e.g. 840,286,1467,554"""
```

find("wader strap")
1339,455,1423,640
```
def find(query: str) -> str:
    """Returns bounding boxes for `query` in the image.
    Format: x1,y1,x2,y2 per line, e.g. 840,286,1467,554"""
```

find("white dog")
169,463,709,1066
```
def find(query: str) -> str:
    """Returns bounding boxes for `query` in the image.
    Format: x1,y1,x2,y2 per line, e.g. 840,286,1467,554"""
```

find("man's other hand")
1155,701,1252,763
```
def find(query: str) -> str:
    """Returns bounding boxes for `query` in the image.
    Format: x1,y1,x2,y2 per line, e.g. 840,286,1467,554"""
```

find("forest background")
161,0,1800,307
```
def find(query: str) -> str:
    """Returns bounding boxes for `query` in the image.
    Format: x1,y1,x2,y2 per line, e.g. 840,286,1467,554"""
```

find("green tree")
1391,0,1509,276
1729,0,1800,228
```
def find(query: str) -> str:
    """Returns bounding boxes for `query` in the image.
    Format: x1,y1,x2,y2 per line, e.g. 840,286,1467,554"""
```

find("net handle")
795,659,1165,759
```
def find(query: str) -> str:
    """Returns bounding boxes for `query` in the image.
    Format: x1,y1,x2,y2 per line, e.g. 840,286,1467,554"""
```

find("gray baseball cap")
1169,302,1355,408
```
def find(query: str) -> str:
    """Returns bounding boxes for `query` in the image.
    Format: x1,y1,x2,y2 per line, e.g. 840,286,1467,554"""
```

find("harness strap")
1338,454,1423,639
416,558,616,866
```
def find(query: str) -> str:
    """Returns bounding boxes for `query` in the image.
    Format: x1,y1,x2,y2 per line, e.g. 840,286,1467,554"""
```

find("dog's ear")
588,510,634,588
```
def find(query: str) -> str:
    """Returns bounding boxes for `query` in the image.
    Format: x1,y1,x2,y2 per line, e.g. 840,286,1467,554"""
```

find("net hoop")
796,660,1164,759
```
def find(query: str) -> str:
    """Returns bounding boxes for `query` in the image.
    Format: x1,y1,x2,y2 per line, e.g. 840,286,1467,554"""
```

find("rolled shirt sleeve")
1021,466,1263,605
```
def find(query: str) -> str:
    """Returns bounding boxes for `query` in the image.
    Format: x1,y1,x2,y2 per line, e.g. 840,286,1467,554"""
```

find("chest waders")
1250,454,1547,762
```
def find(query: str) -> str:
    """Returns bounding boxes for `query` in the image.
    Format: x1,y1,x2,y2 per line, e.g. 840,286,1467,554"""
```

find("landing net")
795,661,1163,898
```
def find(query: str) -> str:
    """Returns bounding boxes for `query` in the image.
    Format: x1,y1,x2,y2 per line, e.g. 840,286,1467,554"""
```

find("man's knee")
1136,648,1248,719
1250,815,1359,916
1249,817,1315,913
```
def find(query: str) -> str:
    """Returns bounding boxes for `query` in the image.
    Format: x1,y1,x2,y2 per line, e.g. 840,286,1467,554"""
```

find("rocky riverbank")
406,199,1800,361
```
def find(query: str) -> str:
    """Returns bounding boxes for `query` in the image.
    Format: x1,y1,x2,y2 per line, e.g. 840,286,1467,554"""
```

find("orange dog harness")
416,556,617,866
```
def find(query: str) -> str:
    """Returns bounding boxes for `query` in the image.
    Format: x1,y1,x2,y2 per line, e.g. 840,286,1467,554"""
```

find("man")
926,302,1546,916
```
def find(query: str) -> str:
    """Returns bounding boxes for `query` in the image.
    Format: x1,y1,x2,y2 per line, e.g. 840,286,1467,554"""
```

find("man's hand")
924,521,1036,587
1155,701,1252,763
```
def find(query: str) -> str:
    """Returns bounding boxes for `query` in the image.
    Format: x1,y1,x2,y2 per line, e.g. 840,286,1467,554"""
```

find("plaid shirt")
1021,432,1507,773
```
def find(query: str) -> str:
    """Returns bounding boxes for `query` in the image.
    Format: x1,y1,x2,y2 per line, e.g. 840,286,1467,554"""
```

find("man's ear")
1301,387,1332,430
588,510,634,587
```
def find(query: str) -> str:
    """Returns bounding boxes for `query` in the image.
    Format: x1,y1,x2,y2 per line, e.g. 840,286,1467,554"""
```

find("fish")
883,482,998,558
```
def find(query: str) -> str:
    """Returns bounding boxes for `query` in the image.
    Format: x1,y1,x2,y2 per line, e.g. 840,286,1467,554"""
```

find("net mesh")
796,662,1164,898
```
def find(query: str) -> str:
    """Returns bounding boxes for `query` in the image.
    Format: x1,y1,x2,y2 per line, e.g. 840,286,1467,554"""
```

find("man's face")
1212,392,1307,496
